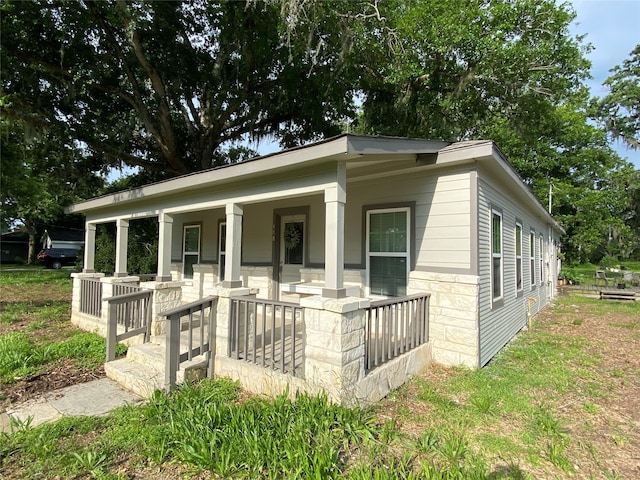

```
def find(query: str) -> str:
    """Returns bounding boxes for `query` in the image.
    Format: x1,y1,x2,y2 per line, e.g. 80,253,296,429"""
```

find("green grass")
563,260,640,286
0,331,126,383
1,279,635,478
0,267,73,287
2,379,379,479
0,301,70,325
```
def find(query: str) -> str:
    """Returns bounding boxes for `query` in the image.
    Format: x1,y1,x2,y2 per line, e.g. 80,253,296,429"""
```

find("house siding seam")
477,178,555,366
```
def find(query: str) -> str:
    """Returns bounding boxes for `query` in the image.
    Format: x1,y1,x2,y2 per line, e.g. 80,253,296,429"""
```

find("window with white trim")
366,208,410,297
182,225,200,280
530,231,536,287
491,210,503,301
218,222,226,282
515,223,523,293
539,235,544,285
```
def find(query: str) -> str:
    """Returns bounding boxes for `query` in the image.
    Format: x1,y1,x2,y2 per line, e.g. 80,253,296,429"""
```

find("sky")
570,0,639,168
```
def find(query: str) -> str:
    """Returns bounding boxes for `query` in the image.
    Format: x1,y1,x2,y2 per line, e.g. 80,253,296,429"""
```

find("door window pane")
284,222,304,264
183,225,200,280
184,226,200,253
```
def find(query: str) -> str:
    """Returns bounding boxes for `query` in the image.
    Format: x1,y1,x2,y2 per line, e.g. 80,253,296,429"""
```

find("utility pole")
548,182,553,214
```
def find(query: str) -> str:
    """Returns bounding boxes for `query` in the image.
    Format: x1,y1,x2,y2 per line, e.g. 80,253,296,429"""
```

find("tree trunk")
27,228,38,265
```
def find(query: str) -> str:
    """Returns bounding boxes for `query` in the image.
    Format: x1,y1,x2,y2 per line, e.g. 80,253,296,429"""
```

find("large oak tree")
1,0,358,175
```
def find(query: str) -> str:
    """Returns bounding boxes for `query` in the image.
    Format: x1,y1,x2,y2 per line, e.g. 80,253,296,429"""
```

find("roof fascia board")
83,171,337,223
66,136,352,215
346,135,451,154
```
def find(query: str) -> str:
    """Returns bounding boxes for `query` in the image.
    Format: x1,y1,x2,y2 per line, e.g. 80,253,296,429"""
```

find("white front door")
279,214,305,287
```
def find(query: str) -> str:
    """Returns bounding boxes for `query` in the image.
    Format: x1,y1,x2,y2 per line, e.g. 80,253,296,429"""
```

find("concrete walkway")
0,378,143,433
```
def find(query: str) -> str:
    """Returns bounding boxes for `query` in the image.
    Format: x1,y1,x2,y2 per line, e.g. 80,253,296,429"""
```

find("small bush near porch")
2,284,638,478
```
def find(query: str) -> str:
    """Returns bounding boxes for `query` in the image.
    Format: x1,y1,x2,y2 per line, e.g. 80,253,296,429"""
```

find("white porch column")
157,212,173,281
223,203,243,288
83,223,97,273
114,218,129,277
323,162,347,298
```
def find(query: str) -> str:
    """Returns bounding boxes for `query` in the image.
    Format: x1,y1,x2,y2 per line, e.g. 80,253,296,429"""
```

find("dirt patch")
539,302,640,479
0,360,105,412
379,293,640,479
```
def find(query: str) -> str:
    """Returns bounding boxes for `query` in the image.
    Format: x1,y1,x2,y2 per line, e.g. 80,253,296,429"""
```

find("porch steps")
105,335,209,398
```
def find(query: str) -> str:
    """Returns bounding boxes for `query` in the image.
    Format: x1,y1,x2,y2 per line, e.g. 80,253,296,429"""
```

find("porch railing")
80,277,103,317
105,289,153,362
159,296,218,390
229,297,304,377
365,293,430,373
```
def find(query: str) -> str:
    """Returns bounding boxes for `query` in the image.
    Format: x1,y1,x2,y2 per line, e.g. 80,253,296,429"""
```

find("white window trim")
182,224,201,280
365,207,411,298
515,222,523,295
539,235,544,286
530,230,536,288
491,209,503,302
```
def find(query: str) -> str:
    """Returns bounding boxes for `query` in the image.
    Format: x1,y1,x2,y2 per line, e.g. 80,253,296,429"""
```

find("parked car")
37,248,79,269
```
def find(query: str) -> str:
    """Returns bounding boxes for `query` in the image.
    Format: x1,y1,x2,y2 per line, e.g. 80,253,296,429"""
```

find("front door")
278,214,305,299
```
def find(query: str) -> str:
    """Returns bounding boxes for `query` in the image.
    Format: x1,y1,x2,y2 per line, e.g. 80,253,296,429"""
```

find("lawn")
1,269,638,479
0,268,124,411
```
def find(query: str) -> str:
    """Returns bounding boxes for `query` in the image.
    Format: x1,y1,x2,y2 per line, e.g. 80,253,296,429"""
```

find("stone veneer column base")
409,270,480,368
140,280,184,336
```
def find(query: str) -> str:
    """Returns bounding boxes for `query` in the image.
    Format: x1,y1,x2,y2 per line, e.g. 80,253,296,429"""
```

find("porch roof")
64,134,562,233
66,135,450,216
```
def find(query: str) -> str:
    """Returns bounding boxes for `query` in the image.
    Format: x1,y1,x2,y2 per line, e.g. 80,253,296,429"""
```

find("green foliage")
558,268,583,285
93,218,159,275
599,255,620,268
48,333,127,370
593,44,640,149
1,0,357,175
0,333,54,382
0,119,102,261
0,332,125,383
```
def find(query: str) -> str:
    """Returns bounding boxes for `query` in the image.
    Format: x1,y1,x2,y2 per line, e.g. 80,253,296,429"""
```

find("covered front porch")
68,142,437,403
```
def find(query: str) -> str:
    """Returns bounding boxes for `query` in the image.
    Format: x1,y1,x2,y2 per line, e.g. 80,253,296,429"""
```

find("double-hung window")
515,223,523,294
182,225,200,280
367,208,410,297
530,231,536,287
539,235,544,285
491,210,503,301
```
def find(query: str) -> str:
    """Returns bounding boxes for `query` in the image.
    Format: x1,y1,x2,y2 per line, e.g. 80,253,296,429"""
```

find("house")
65,135,562,404
41,226,85,251
1,230,29,264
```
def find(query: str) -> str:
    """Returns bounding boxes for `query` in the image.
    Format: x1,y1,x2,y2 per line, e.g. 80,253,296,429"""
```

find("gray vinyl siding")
477,177,553,366
346,168,473,271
